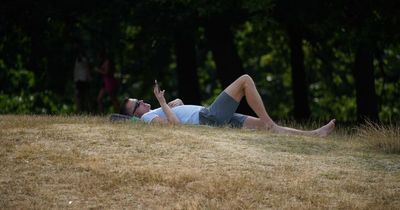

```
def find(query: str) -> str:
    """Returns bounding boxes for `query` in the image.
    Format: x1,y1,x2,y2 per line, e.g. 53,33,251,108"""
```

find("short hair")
119,98,132,116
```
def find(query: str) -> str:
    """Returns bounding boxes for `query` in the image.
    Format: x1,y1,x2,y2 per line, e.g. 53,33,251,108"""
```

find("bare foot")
313,119,336,137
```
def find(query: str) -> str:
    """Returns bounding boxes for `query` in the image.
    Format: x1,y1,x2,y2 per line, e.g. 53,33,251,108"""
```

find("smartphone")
154,79,160,91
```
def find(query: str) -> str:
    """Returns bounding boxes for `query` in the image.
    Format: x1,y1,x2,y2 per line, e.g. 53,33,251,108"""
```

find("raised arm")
153,86,180,124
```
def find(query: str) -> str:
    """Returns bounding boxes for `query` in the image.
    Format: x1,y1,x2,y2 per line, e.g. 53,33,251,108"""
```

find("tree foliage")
0,0,399,122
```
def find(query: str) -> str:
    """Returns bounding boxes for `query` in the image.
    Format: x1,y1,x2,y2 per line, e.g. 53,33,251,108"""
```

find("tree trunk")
175,26,201,105
205,21,243,87
205,20,254,115
288,26,311,121
353,45,379,121
26,20,46,91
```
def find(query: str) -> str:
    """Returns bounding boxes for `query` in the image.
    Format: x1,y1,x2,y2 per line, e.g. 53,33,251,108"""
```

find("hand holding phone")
154,79,160,92
153,79,166,104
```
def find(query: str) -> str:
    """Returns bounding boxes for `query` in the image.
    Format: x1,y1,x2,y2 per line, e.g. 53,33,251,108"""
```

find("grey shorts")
199,91,248,128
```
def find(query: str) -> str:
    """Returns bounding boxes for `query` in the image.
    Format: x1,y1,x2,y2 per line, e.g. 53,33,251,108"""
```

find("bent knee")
239,74,254,87
240,74,251,81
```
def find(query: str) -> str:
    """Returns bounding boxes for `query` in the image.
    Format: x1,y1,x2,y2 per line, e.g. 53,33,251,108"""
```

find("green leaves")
0,0,399,121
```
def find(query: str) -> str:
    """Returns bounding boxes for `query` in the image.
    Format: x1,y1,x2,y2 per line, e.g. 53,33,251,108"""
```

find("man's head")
120,98,151,117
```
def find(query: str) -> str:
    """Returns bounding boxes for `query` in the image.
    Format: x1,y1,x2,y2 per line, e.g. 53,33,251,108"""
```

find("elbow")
170,118,181,124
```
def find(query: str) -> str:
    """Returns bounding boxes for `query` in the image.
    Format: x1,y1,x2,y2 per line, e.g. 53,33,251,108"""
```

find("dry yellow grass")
356,121,400,154
1,115,399,209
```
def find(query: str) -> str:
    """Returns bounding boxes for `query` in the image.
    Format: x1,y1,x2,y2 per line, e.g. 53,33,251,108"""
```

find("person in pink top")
96,50,119,113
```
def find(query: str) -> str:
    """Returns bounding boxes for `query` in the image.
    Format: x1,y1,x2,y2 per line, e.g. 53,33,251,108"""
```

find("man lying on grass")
120,74,335,137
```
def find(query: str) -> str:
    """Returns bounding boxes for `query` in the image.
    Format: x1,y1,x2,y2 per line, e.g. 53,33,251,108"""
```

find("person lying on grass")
120,74,335,137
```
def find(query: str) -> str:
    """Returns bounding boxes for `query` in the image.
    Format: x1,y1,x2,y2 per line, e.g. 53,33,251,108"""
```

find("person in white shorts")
120,74,336,137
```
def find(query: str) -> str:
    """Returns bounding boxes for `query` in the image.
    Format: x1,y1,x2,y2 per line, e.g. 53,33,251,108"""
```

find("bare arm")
153,85,180,124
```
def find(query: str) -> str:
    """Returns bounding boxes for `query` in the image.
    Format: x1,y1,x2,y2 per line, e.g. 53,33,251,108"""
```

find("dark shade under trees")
0,0,399,122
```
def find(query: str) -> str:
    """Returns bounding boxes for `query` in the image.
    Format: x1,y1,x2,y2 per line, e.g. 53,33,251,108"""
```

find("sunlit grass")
356,121,400,154
1,115,399,209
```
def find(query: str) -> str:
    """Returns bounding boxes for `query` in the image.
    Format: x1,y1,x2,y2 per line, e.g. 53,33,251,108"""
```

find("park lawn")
0,115,399,209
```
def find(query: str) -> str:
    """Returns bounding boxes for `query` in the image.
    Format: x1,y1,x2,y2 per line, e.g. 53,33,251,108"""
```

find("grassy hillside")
1,115,399,209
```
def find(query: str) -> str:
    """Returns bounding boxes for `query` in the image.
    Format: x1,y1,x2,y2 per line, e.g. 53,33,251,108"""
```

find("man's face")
127,98,151,117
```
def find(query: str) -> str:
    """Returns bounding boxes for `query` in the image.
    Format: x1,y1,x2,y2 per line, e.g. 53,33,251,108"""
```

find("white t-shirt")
141,105,204,124
74,57,90,82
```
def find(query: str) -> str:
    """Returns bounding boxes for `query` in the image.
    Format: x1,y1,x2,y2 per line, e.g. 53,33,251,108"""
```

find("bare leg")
224,75,275,127
224,74,335,137
243,116,336,137
75,82,83,113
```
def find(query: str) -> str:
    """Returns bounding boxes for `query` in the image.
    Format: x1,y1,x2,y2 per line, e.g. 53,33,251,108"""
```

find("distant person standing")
73,42,92,113
96,50,119,113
